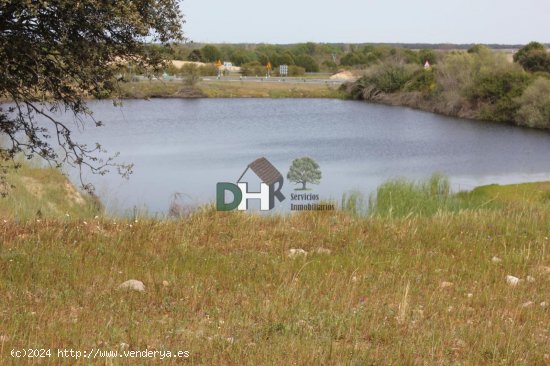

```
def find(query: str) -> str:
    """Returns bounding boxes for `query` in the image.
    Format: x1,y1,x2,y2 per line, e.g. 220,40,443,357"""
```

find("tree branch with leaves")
0,0,184,194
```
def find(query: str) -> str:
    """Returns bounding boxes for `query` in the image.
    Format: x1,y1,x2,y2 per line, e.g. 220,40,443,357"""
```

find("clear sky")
180,0,550,44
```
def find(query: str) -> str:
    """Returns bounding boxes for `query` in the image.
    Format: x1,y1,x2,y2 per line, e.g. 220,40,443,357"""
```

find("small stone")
455,339,467,348
118,279,145,292
506,275,520,286
315,248,332,255
162,280,170,287
351,276,358,283
540,302,548,308
119,342,129,350
491,256,502,263
521,301,534,308
526,276,536,283
440,281,454,289
467,293,473,298
288,249,308,258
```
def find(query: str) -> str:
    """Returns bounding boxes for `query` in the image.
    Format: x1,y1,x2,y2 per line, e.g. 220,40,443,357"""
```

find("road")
201,76,345,85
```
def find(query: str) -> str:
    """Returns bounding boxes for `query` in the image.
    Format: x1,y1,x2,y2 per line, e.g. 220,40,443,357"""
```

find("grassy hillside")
1,169,549,364
0,163,101,220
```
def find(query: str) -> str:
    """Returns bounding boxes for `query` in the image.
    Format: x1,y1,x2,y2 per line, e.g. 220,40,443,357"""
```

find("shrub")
467,68,531,122
418,49,437,65
322,60,338,72
178,63,200,85
346,63,417,100
515,77,550,129
240,61,265,76
404,68,437,95
340,51,379,66
340,52,365,66
366,63,417,93
164,63,181,76
198,63,218,76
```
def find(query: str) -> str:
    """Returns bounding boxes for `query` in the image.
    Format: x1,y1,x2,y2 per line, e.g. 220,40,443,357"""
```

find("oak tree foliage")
0,0,184,193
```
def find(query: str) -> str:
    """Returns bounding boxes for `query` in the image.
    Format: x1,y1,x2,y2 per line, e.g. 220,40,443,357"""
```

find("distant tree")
287,157,322,190
340,52,366,66
188,49,203,62
513,42,550,72
519,50,550,73
291,42,316,56
361,45,376,54
304,42,316,55
295,55,319,72
255,52,270,66
514,42,546,63
201,45,222,62
268,52,293,67
229,49,255,66
0,0,183,193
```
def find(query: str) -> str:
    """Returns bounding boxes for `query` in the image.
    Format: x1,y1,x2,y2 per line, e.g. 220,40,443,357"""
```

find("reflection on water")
57,98,550,214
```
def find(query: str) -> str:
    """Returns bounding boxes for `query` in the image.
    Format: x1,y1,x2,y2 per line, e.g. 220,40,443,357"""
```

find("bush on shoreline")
345,43,550,129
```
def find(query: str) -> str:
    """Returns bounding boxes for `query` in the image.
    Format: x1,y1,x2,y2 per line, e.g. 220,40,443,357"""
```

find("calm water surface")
62,98,550,214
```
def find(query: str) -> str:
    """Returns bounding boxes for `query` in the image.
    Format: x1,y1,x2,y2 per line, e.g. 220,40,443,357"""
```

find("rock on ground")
288,249,308,258
118,279,145,292
506,275,520,286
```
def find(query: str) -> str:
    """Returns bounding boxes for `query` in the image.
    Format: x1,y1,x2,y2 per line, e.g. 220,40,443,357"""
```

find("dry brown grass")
1,167,549,364
1,200,549,364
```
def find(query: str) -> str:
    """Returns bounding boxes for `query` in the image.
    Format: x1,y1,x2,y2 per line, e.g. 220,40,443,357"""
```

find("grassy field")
117,80,346,99
1,168,550,364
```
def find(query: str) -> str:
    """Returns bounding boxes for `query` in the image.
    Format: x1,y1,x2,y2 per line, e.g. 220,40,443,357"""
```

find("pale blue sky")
181,0,549,44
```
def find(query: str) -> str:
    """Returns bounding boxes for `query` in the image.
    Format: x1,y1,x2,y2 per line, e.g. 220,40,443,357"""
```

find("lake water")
61,98,550,214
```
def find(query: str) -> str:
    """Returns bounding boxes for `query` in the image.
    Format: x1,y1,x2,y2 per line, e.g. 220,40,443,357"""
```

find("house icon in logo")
217,157,286,211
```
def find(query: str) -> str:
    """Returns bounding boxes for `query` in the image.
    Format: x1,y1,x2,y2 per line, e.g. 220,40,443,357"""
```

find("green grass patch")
0,161,102,220
368,173,500,217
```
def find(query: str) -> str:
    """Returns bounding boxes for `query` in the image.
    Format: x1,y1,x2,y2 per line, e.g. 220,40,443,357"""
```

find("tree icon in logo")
287,157,322,191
